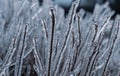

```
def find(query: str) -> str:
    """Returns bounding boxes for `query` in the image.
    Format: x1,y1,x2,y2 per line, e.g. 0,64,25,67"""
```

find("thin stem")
48,8,55,76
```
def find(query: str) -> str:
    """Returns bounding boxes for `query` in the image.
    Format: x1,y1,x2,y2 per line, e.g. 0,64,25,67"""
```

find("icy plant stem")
54,1,79,75
102,22,119,76
14,25,27,76
48,8,55,76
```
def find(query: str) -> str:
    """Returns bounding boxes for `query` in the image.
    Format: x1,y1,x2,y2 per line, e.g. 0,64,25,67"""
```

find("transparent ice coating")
0,0,120,76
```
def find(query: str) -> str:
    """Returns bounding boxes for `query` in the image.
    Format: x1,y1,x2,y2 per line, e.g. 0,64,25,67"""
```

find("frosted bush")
0,0,120,76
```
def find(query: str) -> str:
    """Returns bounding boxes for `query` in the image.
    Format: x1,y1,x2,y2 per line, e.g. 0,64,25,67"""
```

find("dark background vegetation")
39,0,120,14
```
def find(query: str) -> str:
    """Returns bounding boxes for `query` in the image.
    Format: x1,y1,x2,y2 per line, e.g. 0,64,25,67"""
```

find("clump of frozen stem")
0,0,120,76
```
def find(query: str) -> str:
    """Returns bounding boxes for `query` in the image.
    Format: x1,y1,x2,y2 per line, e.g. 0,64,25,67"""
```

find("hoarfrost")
0,0,120,76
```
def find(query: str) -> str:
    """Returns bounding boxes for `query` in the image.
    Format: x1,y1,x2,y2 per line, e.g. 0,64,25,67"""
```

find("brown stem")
48,8,55,76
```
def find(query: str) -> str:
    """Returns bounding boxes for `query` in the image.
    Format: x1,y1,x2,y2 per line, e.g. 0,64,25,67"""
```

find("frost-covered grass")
0,0,120,76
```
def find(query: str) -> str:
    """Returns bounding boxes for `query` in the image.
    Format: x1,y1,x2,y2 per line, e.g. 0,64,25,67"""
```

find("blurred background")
39,0,120,14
